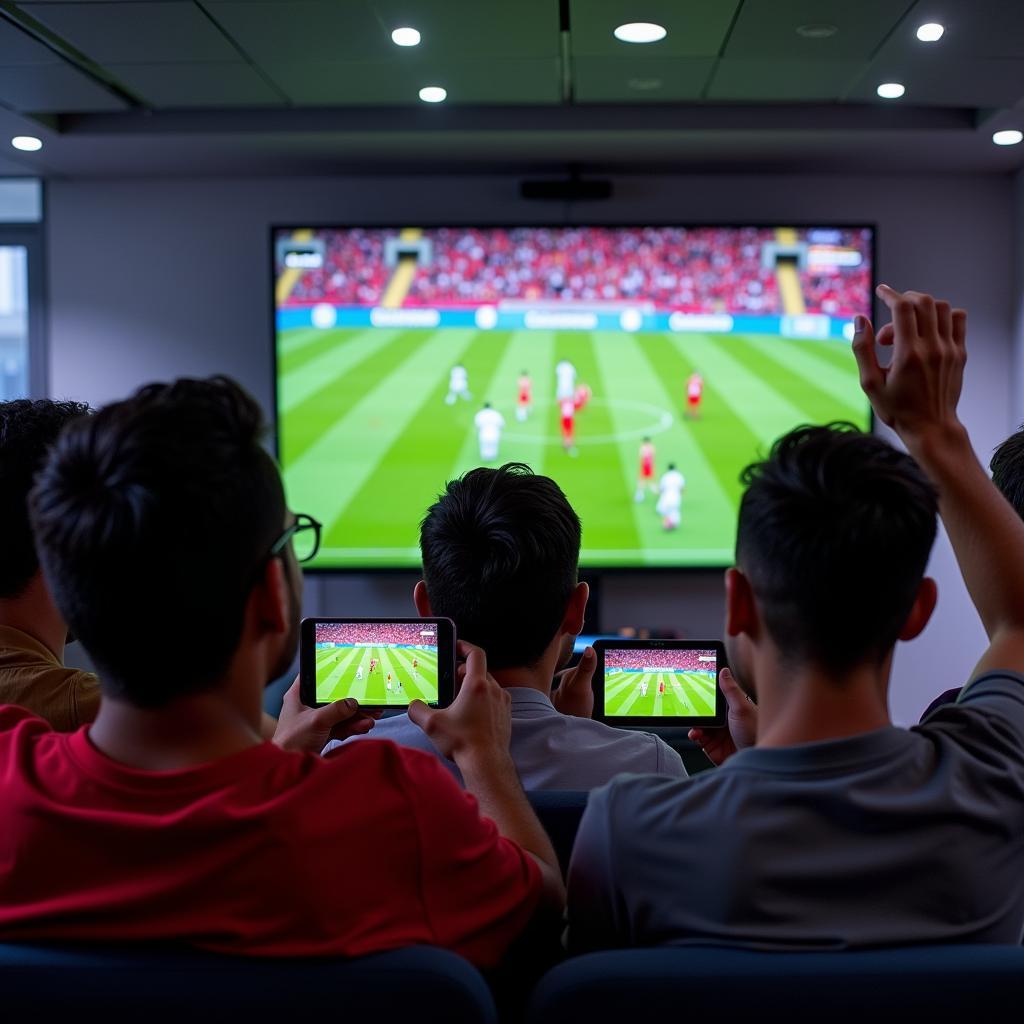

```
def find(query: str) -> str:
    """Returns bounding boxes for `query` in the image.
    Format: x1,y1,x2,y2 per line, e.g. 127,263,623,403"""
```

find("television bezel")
270,220,877,576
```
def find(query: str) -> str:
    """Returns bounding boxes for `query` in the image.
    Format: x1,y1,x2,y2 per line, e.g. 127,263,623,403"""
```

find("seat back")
530,946,1024,1024
527,790,588,874
0,943,496,1024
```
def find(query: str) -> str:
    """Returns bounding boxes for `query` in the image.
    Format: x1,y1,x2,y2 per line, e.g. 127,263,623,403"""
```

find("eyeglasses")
269,513,322,564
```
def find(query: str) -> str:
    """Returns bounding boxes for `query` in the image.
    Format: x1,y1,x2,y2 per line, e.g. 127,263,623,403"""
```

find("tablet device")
300,617,455,709
593,639,727,728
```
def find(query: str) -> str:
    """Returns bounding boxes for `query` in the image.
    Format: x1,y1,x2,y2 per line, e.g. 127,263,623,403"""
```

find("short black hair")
0,399,90,598
420,463,581,670
737,424,937,673
991,428,1024,520
30,376,285,707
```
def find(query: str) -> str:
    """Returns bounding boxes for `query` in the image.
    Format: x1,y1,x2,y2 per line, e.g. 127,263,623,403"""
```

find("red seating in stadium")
282,226,870,318
317,622,432,646
604,648,715,672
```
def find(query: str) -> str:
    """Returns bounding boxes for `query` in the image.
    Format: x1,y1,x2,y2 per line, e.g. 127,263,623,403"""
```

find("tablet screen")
314,621,440,705
603,647,719,718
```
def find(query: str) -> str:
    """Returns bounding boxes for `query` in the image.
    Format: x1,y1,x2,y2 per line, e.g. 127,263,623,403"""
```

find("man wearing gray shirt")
326,464,684,788
568,285,1024,950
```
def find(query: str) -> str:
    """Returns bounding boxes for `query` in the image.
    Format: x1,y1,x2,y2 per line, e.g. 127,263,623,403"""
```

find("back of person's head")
420,463,581,670
736,423,938,673
30,376,287,706
991,427,1024,519
0,398,90,599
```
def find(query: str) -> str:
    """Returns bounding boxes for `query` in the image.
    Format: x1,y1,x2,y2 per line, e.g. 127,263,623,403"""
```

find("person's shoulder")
0,703,52,735
584,769,693,833
916,670,1024,751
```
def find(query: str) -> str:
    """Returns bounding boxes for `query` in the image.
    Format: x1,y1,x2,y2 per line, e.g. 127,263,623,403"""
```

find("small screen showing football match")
314,621,439,706
604,647,718,718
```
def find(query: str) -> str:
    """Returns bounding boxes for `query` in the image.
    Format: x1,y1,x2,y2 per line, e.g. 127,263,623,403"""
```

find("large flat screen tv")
273,224,873,570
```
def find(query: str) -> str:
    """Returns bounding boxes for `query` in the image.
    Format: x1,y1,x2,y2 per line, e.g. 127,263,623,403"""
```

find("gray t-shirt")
325,687,685,790
567,672,1024,951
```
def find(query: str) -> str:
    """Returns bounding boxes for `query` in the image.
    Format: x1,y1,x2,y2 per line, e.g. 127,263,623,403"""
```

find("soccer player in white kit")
555,359,577,401
656,462,686,531
355,664,364,681
446,364,471,405
474,402,505,462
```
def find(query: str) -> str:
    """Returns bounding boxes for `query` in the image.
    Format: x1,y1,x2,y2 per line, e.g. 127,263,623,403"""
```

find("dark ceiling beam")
58,102,973,137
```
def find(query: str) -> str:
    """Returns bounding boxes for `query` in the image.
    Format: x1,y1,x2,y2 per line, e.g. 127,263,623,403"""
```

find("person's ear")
252,557,290,637
898,576,937,641
413,580,433,617
561,581,589,636
725,567,758,640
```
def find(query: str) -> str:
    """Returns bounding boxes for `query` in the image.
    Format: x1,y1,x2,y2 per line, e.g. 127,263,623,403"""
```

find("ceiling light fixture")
11,136,41,152
877,82,905,99
391,27,420,47
993,129,1023,146
419,86,447,103
916,23,944,42
613,22,667,44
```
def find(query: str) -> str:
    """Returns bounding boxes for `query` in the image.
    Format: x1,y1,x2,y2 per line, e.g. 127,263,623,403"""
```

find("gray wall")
47,172,1016,724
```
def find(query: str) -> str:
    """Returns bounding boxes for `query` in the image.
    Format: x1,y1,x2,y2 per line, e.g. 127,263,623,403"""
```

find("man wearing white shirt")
657,462,686,530
446,364,470,405
555,360,577,401
474,402,505,462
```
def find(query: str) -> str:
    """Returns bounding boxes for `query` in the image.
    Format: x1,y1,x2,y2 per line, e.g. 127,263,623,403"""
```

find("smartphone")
592,639,727,728
300,617,456,710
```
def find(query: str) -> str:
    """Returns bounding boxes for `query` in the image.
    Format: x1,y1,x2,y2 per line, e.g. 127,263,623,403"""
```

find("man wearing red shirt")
0,376,562,967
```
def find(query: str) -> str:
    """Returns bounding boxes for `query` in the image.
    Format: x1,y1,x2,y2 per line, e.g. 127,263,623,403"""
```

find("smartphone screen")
312,620,442,706
599,644,722,723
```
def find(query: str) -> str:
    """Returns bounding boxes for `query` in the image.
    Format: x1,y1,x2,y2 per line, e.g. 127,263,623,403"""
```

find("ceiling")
0,0,1020,178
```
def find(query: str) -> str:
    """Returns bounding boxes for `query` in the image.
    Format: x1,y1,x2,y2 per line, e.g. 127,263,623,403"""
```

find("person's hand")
273,677,381,754
408,640,512,765
552,646,596,718
852,284,967,448
687,668,757,767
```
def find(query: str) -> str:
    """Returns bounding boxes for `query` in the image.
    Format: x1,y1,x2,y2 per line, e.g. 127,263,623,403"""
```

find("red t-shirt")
0,706,541,966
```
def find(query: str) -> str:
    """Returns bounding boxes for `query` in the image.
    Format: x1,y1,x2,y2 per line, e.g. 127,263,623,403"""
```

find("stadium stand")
316,622,431,646
281,226,869,317
604,648,715,672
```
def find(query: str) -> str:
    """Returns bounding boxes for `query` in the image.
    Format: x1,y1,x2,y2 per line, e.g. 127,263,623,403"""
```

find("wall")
48,173,1015,724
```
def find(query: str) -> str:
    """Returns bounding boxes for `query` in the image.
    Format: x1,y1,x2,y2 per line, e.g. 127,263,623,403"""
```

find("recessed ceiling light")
613,22,667,44
877,82,905,99
993,129,1023,146
11,136,41,152
391,27,420,47
419,86,447,103
916,23,944,42
796,23,838,39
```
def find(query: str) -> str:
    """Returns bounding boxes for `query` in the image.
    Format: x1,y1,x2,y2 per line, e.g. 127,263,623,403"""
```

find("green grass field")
315,645,439,705
279,327,869,567
604,669,718,718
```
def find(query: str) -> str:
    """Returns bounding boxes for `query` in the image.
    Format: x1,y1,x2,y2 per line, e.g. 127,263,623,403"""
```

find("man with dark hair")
991,428,1024,517
0,376,563,964
329,463,684,788
569,285,1024,950
0,398,99,730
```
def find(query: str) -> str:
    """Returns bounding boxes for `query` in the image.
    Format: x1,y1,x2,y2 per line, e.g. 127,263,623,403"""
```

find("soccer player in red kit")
560,397,577,455
369,658,377,675
658,679,666,696
687,372,704,419
635,437,656,502
517,371,532,422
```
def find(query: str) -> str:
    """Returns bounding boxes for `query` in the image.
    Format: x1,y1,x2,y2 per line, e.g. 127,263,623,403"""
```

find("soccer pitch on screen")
604,669,718,718
275,225,873,569
315,645,439,705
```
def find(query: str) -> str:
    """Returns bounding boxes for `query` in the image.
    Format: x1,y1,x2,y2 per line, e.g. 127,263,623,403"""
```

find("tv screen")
273,224,872,569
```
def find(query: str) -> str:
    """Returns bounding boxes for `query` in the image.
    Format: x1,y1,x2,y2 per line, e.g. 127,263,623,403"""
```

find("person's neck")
87,673,266,771
491,655,558,697
753,656,892,748
0,574,67,661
